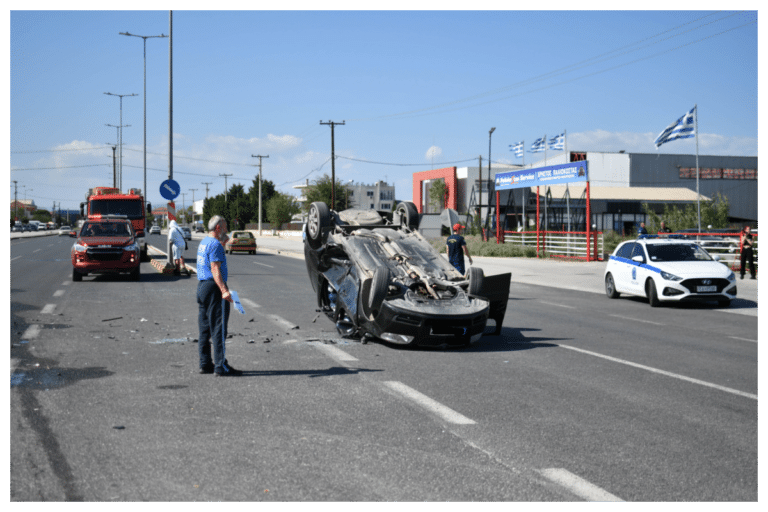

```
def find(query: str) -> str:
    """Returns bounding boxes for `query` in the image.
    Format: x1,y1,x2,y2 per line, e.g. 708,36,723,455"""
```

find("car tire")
131,265,141,281
605,273,620,298
467,266,484,296
395,201,419,230
647,279,660,307
72,268,82,282
307,201,331,249
368,266,390,315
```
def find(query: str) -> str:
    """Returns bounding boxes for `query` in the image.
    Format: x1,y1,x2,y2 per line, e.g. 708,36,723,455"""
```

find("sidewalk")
253,234,757,316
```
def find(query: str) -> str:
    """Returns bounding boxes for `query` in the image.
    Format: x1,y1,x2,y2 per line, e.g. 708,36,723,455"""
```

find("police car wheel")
647,279,660,307
605,273,620,299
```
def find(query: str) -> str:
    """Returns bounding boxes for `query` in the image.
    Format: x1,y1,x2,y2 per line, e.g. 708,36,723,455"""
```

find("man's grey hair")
208,215,225,232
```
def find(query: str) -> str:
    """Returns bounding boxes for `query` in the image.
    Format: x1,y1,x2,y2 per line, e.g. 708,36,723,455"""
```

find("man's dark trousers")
197,279,231,371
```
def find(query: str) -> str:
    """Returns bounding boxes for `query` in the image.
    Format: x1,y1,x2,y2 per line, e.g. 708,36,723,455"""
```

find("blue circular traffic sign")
160,179,181,200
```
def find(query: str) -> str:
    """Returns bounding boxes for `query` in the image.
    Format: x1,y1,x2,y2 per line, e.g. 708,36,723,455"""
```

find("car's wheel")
605,273,620,298
72,268,82,282
395,201,419,230
647,279,660,307
467,267,484,296
307,202,331,249
131,265,141,281
717,299,731,308
368,266,390,316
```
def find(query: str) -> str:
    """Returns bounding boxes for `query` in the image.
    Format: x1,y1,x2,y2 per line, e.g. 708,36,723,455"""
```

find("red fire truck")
80,187,152,261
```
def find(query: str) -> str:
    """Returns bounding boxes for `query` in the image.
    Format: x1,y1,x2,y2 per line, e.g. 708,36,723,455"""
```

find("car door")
610,242,634,293
627,242,650,295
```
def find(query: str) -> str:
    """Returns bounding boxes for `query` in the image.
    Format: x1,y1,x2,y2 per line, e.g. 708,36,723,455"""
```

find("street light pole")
486,127,496,241
106,124,129,187
120,31,168,200
104,92,138,190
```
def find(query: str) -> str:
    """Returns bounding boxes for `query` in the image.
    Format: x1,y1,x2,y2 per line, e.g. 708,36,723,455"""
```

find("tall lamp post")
104,92,138,190
120,31,168,199
484,127,496,241
106,124,129,188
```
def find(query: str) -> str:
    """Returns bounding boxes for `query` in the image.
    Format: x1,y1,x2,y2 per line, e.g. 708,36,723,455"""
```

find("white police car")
604,236,737,307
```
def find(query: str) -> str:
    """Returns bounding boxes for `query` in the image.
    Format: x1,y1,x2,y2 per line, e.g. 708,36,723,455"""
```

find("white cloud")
426,145,442,160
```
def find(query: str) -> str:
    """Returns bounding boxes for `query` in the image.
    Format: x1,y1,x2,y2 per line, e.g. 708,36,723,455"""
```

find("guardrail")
502,230,604,261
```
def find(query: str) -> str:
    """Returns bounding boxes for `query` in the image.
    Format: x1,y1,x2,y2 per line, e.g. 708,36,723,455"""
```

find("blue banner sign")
495,161,588,190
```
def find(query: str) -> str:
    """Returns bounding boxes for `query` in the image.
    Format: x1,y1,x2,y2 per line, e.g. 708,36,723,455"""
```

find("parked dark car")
303,201,510,347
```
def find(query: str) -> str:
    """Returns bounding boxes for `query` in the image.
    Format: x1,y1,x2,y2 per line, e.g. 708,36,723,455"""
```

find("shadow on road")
233,366,383,378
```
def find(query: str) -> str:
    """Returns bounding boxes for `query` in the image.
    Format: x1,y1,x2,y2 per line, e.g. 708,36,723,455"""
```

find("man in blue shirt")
197,215,241,376
446,223,473,276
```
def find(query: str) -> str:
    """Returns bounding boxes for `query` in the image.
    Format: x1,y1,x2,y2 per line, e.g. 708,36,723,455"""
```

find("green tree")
303,174,353,212
266,192,300,229
31,209,52,223
428,179,447,212
642,192,730,233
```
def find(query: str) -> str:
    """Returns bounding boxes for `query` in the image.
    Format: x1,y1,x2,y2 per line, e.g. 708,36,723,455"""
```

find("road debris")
102,317,123,322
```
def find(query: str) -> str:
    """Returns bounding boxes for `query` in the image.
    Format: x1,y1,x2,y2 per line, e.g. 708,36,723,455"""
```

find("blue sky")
8,8,759,212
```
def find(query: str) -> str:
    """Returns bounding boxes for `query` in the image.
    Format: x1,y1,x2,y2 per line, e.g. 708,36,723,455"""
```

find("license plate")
697,285,717,292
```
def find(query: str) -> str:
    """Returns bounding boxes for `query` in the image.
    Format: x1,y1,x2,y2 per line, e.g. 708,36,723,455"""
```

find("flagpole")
695,104,700,235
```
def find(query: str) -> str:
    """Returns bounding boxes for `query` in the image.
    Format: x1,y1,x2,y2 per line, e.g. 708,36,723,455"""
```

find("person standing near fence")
740,225,756,280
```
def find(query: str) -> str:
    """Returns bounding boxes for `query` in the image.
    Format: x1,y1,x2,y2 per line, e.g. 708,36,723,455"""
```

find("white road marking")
41,304,56,314
62,280,71,286
21,324,41,340
53,290,65,297
268,314,298,331
560,344,757,400
729,336,757,343
383,381,476,425
33,249,41,253
313,343,358,362
283,339,299,344
540,301,575,309
253,261,274,268
538,468,623,502
609,314,664,326
12,256,22,262
240,298,260,309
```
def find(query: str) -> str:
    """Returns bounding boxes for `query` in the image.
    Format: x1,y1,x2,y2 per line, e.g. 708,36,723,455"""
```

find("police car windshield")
646,243,712,262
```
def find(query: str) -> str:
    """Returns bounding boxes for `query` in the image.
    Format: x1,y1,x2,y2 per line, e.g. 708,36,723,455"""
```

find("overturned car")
303,201,510,347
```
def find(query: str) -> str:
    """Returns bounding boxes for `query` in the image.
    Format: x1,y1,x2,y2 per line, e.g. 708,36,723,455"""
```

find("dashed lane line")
538,468,623,502
21,324,41,340
53,290,65,297
609,314,664,326
729,336,757,343
253,261,274,268
560,344,757,400
540,301,576,309
313,343,359,362
40,304,56,315
240,298,260,309
383,381,476,425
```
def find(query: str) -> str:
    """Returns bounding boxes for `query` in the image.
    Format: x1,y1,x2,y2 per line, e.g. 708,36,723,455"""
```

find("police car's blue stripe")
608,255,662,274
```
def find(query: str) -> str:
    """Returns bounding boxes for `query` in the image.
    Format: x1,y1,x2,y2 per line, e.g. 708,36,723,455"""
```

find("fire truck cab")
80,187,152,261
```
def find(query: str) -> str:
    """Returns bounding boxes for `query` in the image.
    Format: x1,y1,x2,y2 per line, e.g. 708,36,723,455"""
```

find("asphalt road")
10,233,757,501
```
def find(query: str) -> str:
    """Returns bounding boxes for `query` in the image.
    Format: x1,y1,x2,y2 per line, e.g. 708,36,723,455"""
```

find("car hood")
649,260,733,278
78,236,133,247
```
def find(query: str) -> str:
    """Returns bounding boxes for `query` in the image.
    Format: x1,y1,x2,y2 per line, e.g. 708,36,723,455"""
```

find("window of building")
367,191,374,198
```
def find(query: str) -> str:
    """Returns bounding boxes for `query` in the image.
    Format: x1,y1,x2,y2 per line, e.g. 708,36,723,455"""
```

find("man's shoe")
214,365,243,377
199,364,214,374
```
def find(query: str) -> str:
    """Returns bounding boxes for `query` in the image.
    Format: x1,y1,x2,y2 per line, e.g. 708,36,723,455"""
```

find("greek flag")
509,141,524,158
654,106,696,148
529,136,546,153
549,133,565,151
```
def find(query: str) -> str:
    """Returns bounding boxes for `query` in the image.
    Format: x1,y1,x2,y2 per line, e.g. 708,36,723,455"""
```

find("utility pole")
320,120,345,208
201,182,211,199
219,174,232,201
13,180,19,222
189,188,197,225
168,11,173,181
486,127,495,241
110,145,117,188
251,154,269,236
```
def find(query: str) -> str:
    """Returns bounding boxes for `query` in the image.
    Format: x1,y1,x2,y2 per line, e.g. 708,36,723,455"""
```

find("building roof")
533,184,710,202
